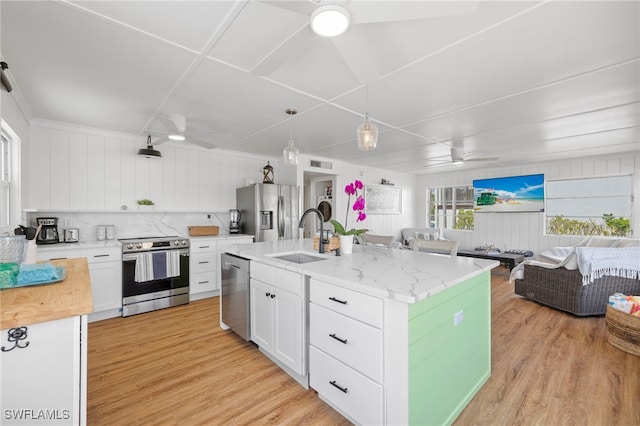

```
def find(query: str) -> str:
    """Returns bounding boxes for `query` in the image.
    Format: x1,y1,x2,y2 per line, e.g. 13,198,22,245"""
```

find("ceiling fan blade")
188,137,217,150
350,1,481,24
153,136,170,146
332,30,380,84
252,28,316,77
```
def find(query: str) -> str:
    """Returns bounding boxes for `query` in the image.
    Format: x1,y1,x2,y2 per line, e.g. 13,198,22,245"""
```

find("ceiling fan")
424,141,500,168
151,113,225,150
254,0,480,84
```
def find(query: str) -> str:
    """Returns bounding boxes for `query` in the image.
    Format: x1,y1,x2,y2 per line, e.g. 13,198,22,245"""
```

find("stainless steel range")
120,236,190,317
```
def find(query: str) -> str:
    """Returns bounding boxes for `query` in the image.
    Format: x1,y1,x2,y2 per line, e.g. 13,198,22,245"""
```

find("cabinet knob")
270,294,275,299
265,292,271,297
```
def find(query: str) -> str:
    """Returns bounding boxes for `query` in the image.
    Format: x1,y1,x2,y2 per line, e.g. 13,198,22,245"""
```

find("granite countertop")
225,239,498,304
1,258,94,329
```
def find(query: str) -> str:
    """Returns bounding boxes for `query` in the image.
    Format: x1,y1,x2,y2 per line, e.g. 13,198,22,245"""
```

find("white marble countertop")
225,239,499,304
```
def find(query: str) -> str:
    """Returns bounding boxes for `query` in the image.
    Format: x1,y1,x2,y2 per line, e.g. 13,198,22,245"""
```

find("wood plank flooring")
88,269,640,425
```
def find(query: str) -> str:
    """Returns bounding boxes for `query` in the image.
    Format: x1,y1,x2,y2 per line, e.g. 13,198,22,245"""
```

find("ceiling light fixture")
357,86,378,151
310,5,350,37
138,135,162,158
283,108,299,165
168,133,185,141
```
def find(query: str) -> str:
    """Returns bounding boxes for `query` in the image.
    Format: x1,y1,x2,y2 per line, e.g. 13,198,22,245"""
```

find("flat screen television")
473,173,544,213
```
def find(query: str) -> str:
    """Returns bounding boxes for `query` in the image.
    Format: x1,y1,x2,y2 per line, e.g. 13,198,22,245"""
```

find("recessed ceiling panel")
2,1,197,133
69,0,238,51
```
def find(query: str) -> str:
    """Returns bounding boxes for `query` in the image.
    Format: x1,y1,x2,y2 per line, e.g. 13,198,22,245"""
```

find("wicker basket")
313,236,340,252
605,305,640,356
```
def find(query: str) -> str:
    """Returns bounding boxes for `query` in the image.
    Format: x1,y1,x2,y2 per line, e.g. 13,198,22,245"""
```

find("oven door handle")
123,249,190,261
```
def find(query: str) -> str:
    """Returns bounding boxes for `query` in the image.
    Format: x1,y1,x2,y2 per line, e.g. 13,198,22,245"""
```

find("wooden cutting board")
188,226,219,236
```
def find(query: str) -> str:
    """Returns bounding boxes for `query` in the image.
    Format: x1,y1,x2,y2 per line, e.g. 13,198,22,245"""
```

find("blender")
230,209,241,234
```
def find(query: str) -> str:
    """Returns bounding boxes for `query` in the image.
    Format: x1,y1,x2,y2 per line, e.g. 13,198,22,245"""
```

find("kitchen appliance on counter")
221,253,250,340
120,236,190,317
236,183,300,242
64,228,79,243
229,209,241,234
35,217,60,244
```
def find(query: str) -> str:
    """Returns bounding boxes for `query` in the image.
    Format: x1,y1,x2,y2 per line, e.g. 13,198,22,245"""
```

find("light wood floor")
88,268,640,425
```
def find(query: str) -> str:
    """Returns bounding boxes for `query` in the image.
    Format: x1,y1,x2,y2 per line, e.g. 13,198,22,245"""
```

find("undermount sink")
267,251,328,264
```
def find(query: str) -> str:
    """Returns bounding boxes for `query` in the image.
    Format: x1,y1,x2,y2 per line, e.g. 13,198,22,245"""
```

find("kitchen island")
1,258,93,425
225,239,498,425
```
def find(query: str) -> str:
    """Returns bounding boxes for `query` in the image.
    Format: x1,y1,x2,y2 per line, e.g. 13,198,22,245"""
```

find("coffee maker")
230,209,241,234
36,217,60,244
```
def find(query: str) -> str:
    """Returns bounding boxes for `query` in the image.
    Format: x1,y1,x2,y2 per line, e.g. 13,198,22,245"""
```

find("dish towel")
134,252,182,283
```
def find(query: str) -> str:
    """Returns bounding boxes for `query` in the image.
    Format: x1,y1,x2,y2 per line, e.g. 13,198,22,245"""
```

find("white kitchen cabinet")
37,246,122,322
0,315,87,425
250,261,306,384
309,278,384,425
189,238,217,298
83,247,122,321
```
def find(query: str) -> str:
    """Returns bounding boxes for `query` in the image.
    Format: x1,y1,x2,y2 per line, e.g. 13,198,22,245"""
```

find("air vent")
309,159,333,170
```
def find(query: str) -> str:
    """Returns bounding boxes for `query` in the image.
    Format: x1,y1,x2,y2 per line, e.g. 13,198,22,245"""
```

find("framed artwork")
365,185,402,214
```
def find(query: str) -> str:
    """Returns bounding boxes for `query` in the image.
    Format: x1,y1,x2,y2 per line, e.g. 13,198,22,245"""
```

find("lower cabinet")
309,279,384,425
250,261,306,382
0,315,87,425
37,247,122,322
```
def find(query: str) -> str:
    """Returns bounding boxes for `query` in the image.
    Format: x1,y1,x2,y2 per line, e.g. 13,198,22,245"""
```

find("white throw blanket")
509,247,640,285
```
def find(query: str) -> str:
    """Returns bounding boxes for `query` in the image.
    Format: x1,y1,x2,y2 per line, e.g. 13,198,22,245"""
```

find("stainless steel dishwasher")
221,253,251,340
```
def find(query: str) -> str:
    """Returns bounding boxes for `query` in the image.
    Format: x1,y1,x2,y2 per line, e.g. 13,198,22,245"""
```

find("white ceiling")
1,0,638,174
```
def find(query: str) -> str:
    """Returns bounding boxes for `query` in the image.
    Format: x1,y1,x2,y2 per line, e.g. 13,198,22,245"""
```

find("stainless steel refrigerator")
236,183,300,242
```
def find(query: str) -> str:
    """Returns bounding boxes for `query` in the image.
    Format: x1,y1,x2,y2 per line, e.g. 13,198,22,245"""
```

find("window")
545,175,632,237
0,120,19,227
427,186,474,230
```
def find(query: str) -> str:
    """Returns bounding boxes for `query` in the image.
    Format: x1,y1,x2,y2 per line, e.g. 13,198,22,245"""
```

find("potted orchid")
330,180,368,253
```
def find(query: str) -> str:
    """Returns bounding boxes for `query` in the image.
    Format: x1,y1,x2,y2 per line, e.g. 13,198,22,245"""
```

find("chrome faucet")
299,208,326,253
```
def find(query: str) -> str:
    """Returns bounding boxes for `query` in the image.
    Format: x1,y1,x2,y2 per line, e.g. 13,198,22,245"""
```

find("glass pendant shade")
357,113,378,151
283,138,299,165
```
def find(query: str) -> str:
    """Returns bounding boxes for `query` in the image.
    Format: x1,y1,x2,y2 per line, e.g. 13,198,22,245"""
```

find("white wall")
26,120,278,213
417,152,639,255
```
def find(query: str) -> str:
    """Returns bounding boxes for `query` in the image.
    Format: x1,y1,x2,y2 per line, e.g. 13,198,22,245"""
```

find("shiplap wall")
28,122,277,212
417,153,639,255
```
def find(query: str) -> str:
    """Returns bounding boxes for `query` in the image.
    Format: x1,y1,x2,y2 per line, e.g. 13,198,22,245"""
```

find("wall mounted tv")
473,173,545,213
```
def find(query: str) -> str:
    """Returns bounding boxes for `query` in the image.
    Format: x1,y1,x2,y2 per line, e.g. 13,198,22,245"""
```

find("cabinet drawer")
36,248,82,261
83,247,121,263
310,346,383,426
310,279,383,328
251,262,302,295
190,238,217,252
190,252,216,273
190,271,216,293
310,303,383,382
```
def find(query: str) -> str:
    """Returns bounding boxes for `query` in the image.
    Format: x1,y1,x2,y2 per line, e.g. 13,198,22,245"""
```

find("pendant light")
283,108,299,165
138,135,162,158
357,86,378,151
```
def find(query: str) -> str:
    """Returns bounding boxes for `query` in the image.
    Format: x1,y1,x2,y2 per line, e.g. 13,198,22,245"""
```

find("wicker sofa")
514,266,640,316
514,237,640,316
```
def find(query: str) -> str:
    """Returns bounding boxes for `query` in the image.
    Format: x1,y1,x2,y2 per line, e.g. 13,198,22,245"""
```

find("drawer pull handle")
329,333,347,344
329,380,348,394
329,296,347,305
199,246,211,249
198,281,209,284
94,254,110,258
198,261,209,264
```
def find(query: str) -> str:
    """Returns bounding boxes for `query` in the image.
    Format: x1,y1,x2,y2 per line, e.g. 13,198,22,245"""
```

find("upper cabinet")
27,123,277,212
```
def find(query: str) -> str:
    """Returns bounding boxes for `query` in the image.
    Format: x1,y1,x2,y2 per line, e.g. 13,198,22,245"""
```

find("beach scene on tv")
473,174,545,213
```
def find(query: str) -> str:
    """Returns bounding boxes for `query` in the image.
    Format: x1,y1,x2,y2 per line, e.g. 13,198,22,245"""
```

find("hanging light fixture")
310,5,350,37
357,86,378,151
283,108,299,165
138,135,162,158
